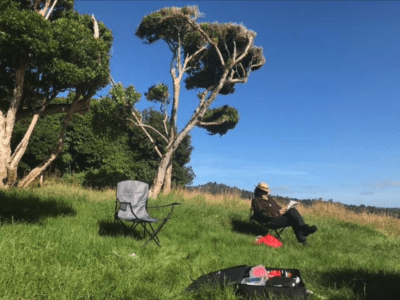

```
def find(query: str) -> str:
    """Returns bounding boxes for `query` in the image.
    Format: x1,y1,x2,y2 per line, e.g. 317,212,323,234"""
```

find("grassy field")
0,183,399,300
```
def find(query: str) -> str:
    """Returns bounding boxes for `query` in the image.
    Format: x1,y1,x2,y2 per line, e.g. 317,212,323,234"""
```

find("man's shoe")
304,225,317,237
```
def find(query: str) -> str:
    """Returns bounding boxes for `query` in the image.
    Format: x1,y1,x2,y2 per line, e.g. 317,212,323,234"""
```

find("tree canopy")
0,0,112,187
134,5,266,197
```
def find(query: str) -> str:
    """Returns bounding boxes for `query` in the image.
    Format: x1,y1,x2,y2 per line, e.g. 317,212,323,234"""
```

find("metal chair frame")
114,180,180,247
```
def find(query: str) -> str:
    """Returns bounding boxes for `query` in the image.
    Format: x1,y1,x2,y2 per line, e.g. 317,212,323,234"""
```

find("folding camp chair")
114,180,180,247
249,197,287,242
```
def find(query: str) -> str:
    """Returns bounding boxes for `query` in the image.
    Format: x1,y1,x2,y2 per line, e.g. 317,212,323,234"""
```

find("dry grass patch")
298,201,400,238
173,188,249,210
31,182,115,202
175,189,400,238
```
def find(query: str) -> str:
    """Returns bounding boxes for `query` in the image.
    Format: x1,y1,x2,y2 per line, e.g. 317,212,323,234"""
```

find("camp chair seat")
249,198,287,242
115,180,180,247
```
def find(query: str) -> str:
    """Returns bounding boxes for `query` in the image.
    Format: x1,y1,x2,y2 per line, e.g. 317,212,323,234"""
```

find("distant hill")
186,182,254,199
186,182,400,219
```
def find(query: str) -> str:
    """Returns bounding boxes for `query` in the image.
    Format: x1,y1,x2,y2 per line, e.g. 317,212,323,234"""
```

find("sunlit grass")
0,183,399,300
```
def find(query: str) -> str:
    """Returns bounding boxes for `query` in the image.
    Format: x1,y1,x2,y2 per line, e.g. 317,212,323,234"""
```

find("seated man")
253,182,317,246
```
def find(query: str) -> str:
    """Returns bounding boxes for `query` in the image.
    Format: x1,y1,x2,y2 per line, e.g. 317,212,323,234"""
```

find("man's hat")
255,182,271,193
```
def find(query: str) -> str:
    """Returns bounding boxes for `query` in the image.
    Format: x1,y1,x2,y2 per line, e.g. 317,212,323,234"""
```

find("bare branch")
233,40,237,61
232,35,253,65
163,113,169,137
228,78,247,84
109,74,116,86
10,98,47,167
38,0,51,17
44,0,57,20
17,92,83,188
16,101,90,121
223,40,231,61
138,123,169,143
177,33,182,75
181,15,226,67
198,119,228,126
181,45,207,75
129,111,164,158
92,14,99,39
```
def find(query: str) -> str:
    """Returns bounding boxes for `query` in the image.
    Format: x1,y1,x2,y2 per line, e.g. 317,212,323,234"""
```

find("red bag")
256,234,283,248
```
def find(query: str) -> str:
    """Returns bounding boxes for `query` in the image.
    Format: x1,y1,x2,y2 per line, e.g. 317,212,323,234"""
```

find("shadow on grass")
98,220,145,239
0,190,76,224
317,268,400,300
230,218,268,236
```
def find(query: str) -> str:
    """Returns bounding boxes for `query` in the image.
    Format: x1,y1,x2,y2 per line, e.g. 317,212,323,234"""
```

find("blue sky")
74,1,399,208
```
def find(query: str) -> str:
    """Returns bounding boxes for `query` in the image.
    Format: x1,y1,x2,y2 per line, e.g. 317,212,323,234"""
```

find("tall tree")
0,0,112,187
134,6,265,198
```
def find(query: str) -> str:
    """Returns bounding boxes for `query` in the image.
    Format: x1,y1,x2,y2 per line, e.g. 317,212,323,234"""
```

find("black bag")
187,265,309,300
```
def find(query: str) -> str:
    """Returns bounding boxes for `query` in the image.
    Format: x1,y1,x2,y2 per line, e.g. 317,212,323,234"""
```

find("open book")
286,200,299,210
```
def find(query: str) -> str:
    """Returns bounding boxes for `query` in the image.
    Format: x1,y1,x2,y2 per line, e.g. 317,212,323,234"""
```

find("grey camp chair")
115,180,180,247
249,197,287,242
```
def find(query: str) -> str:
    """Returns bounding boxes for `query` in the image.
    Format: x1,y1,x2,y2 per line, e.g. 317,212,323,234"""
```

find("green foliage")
109,83,141,107
198,105,239,136
184,21,265,95
0,0,112,112
145,83,169,103
12,93,195,188
135,6,201,45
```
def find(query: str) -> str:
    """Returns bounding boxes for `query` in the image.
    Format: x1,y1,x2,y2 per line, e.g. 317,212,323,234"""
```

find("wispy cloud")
363,180,400,188
360,191,374,195
299,186,320,190
272,185,294,194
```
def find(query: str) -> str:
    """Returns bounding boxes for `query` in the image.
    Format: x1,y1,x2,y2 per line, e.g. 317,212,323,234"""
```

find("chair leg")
115,218,139,236
143,219,170,247
273,228,285,242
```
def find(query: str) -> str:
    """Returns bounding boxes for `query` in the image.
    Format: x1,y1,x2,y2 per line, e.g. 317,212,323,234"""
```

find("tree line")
12,93,195,189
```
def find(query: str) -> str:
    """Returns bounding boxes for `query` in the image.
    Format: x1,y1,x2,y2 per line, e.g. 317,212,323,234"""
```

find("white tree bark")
0,62,28,187
162,161,172,194
17,93,83,187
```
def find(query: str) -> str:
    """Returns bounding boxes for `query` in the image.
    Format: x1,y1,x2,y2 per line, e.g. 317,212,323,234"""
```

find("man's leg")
270,208,307,243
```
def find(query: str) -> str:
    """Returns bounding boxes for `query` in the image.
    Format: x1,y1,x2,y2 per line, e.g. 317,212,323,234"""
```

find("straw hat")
255,182,271,194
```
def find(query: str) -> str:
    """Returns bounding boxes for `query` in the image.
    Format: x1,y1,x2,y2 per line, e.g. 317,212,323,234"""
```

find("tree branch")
163,113,169,137
232,35,254,65
131,121,169,144
44,0,57,20
182,45,207,75
197,119,228,126
91,14,99,38
16,102,90,121
181,15,226,67
129,111,163,158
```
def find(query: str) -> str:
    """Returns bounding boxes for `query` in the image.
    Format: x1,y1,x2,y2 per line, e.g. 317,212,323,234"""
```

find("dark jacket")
253,195,282,220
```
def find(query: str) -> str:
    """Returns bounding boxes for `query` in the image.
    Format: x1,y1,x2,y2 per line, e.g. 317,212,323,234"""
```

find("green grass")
0,184,399,300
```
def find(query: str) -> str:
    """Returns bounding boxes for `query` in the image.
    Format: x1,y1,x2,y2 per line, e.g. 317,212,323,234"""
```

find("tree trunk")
17,94,82,188
149,151,174,198
162,161,173,194
7,106,45,187
0,62,27,187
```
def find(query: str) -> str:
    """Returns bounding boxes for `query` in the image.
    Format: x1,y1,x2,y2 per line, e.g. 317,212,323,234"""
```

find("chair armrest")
147,202,181,209
118,201,140,219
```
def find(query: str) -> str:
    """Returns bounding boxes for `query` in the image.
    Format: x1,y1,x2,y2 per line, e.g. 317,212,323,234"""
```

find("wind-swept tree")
134,6,265,198
0,0,112,187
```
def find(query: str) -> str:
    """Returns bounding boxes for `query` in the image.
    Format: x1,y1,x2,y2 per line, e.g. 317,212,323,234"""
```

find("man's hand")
279,209,287,215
